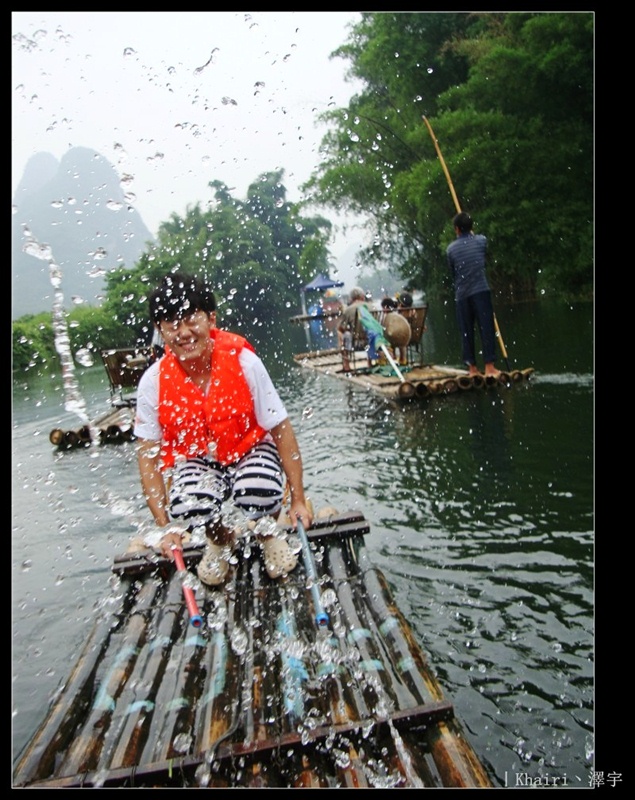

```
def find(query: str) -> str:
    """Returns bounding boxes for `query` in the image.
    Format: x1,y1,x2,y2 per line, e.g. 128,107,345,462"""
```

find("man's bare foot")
468,365,481,377
484,363,501,378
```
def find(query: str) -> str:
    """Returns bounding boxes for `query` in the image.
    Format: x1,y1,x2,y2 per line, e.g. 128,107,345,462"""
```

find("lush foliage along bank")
12,172,332,375
303,12,593,298
13,13,593,375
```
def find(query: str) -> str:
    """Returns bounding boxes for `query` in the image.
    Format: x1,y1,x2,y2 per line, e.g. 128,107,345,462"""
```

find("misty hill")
12,147,155,320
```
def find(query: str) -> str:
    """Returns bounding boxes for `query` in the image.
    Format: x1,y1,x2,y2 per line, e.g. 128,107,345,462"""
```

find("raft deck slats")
13,512,492,789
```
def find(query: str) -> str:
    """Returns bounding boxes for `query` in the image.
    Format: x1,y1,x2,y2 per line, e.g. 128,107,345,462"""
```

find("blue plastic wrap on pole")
358,304,390,348
296,519,329,629
359,304,411,387
277,610,309,720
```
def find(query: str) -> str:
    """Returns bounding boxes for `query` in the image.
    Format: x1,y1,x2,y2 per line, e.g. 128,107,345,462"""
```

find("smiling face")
158,310,216,365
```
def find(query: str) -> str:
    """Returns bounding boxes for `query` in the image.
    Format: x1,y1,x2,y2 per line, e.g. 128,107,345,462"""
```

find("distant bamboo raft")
13,511,493,789
293,349,534,402
48,346,151,451
49,407,136,450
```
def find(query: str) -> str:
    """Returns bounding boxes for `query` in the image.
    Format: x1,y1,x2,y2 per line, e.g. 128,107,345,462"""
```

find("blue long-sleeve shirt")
446,232,490,302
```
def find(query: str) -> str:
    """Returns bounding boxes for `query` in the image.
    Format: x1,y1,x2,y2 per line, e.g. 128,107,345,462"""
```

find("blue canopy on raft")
303,273,344,292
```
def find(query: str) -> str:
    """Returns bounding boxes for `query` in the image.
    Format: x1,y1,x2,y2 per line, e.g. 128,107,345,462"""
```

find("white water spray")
22,228,90,424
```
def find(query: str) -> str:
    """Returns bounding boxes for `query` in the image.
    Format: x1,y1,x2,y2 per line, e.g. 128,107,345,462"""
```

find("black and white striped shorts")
168,440,284,528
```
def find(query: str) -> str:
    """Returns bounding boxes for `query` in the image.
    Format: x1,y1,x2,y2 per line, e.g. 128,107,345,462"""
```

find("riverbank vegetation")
13,12,592,375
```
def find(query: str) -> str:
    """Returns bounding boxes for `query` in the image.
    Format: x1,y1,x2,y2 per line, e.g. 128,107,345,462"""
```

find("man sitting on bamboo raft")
337,286,381,367
134,272,312,586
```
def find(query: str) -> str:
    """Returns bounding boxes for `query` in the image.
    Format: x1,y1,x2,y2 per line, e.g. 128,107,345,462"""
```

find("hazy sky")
12,10,367,279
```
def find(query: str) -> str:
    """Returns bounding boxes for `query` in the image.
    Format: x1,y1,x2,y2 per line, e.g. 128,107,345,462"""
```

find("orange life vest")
158,329,267,469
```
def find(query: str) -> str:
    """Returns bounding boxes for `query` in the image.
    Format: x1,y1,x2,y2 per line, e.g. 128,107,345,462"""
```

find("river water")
12,296,594,787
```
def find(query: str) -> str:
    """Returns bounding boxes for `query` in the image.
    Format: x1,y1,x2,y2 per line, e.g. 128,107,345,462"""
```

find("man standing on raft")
446,211,501,379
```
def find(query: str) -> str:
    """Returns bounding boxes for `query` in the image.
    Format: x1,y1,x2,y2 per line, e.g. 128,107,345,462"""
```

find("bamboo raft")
13,511,493,788
294,348,534,401
49,406,137,450
49,347,151,451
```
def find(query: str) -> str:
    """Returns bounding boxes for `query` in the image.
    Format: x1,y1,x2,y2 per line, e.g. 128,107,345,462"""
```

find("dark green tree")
303,12,478,290
304,11,593,299
12,171,345,374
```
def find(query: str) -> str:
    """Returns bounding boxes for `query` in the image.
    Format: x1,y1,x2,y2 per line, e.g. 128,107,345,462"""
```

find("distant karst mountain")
12,147,155,320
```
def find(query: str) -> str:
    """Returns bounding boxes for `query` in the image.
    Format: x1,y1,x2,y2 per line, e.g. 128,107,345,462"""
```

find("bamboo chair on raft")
100,346,153,408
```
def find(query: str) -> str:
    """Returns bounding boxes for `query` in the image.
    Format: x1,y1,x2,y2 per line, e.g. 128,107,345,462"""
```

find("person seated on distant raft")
133,272,312,586
377,296,397,365
378,295,410,366
397,291,413,309
380,295,399,314
337,286,381,367
341,323,353,373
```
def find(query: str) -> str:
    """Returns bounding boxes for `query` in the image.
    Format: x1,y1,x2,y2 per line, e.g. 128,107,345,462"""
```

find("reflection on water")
12,299,593,786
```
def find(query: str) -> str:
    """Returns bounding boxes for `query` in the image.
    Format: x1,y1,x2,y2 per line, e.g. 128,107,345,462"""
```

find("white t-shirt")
134,348,288,443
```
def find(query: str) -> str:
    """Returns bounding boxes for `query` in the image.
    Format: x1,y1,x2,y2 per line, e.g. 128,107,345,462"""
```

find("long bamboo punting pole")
422,115,511,370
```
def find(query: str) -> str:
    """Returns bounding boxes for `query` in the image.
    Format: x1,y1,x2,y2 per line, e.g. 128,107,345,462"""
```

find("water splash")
533,372,593,386
22,229,89,423
387,719,424,788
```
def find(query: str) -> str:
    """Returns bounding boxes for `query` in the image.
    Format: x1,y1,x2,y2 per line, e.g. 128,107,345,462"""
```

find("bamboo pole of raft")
139,585,213,766
56,580,160,777
317,610,373,726
277,587,309,725
269,588,335,788
331,536,474,788
354,551,492,788
316,640,373,789
325,545,404,714
230,557,258,752
149,610,211,765
425,719,493,788
231,557,270,760
12,613,117,785
355,549,446,706
298,544,372,789
309,550,373,730
239,555,283,787
339,549,423,712
193,585,241,761
441,378,459,393
293,754,331,788
106,578,185,770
